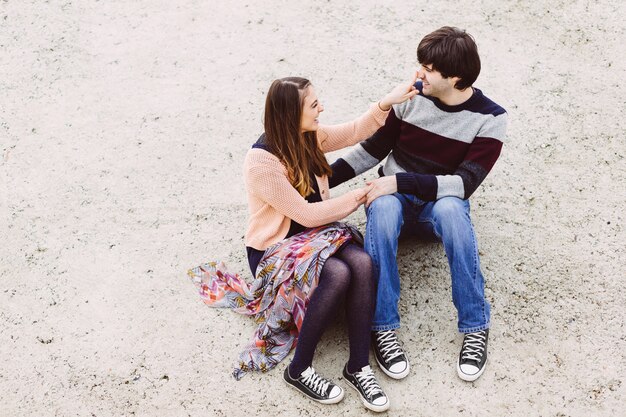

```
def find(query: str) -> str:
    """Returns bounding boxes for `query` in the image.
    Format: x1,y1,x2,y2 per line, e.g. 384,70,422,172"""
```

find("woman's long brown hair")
264,77,332,197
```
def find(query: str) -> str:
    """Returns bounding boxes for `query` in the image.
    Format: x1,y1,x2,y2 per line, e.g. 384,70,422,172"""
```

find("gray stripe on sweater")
342,144,381,175
394,98,507,144
477,113,507,140
381,154,407,175
435,175,465,199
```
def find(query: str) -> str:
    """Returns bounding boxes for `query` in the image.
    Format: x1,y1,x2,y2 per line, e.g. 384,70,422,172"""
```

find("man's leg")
365,194,411,379
365,194,404,331
419,197,490,330
417,197,490,381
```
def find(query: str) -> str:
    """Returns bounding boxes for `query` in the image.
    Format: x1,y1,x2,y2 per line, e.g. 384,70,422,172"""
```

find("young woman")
189,75,416,412
248,75,419,411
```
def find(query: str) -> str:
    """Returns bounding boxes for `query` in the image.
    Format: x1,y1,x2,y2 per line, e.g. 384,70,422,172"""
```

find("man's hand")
365,176,398,207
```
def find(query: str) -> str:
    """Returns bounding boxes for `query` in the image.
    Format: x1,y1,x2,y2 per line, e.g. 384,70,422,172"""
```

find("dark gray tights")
288,243,375,377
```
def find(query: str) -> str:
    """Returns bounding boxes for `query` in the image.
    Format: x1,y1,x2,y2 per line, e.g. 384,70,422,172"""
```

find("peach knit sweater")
244,103,390,250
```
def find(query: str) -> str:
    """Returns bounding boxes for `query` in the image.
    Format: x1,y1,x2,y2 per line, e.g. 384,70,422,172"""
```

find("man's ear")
449,76,462,89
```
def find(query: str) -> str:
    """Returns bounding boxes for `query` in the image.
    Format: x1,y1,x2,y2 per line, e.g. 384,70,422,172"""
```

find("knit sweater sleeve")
329,108,401,188
317,102,390,153
245,150,364,227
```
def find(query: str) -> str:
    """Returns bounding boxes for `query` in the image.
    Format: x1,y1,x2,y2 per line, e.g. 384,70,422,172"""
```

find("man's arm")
329,108,402,188
367,112,507,203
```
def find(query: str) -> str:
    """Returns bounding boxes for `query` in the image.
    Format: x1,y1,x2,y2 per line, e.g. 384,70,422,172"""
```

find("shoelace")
376,330,404,361
354,367,383,398
299,367,330,396
460,331,487,362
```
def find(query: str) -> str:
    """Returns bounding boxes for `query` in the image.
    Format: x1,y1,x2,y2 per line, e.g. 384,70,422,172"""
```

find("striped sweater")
244,103,390,250
331,82,507,200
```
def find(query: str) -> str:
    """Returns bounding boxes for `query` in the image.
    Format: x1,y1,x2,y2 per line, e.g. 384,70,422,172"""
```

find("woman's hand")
378,71,420,111
355,182,375,206
365,176,398,207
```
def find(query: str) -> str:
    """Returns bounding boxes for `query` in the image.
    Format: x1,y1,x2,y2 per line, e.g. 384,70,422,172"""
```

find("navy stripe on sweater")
329,158,356,189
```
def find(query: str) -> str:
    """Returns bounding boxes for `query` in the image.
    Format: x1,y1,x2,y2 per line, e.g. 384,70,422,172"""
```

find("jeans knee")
367,195,403,237
430,198,474,245
432,197,467,225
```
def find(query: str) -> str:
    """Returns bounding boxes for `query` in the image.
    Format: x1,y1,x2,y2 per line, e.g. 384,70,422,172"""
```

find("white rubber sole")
345,380,390,413
374,355,410,380
456,358,487,382
284,377,345,404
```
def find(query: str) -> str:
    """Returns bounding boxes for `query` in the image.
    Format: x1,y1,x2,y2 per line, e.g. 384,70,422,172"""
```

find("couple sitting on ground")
189,26,507,413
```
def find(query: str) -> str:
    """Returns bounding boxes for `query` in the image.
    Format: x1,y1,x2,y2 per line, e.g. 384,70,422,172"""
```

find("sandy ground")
1,1,625,416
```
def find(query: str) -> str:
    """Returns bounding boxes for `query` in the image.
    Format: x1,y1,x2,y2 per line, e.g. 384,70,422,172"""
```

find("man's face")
417,64,457,98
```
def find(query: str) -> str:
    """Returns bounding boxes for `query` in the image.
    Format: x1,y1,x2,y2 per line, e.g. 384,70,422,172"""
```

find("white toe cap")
329,386,343,399
460,363,479,375
389,361,408,374
372,395,389,406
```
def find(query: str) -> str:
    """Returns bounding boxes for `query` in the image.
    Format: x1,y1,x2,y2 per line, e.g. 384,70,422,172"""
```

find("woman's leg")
334,243,376,373
336,244,390,412
288,257,351,377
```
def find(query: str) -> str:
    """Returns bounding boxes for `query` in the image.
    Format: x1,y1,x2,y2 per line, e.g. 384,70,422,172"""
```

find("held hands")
378,71,420,111
364,176,397,207
355,182,374,206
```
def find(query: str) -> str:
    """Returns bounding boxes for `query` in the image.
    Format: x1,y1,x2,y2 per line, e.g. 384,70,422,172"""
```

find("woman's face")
300,86,324,132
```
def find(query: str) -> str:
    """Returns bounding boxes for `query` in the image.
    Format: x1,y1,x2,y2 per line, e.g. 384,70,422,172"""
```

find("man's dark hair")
417,26,481,90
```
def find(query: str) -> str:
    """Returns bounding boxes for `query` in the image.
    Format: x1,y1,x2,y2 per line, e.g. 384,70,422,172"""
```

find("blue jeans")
365,193,490,334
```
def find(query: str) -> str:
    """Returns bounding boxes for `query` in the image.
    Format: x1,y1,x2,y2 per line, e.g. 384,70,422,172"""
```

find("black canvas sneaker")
372,330,410,379
457,329,489,382
283,366,344,404
343,364,390,412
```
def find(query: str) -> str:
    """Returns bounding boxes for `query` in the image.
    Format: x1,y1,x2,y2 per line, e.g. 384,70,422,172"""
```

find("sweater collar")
415,81,483,113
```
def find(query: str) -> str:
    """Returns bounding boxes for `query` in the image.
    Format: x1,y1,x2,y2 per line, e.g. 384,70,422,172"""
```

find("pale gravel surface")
1,1,625,416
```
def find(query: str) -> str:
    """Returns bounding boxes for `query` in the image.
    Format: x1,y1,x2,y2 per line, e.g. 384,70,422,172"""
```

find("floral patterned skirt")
187,222,361,380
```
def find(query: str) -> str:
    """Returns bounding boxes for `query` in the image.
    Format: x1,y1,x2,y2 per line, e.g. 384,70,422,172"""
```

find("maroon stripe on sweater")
465,137,503,171
397,123,469,168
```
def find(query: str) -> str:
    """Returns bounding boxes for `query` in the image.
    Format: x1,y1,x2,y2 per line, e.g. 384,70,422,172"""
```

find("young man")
330,26,507,381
